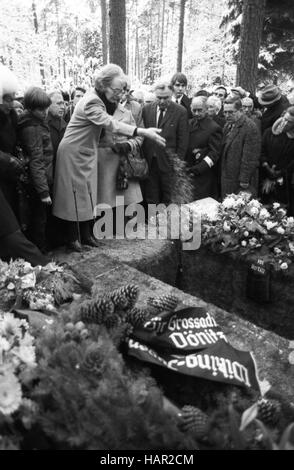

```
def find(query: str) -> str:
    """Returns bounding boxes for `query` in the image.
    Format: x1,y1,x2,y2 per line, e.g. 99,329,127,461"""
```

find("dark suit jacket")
48,113,67,161
179,94,192,119
142,101,189,172
186,116,222,199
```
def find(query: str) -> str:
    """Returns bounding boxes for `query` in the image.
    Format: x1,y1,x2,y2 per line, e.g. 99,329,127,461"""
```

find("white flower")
264,221,278,230
20,272,36,290
289,242,294,253
223,221,231,232
13,346,36,368
22,262,33,274
286,217,294,227
241,241,247,247
278,208,287,217
280,262,288,270
222,196,236,210
249,238,258,245
274,247,282,255
276,227,285,235
248,207,259,217
243,231,249,237
248,199,261,209
259,208,270,219
0,337,10,352
273,203,281,209
0,372,22,415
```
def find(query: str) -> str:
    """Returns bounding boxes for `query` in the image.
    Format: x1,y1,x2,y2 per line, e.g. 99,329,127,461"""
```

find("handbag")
116,145,149,191
125,146,149,181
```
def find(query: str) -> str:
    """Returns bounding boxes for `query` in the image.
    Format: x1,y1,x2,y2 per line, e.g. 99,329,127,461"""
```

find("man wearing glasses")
221,97,261,200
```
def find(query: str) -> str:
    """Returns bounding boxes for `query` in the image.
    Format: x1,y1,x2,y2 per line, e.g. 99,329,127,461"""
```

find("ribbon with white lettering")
127,307,259,390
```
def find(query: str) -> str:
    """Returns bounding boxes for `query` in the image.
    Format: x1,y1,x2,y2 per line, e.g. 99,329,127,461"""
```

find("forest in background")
0,0,293,94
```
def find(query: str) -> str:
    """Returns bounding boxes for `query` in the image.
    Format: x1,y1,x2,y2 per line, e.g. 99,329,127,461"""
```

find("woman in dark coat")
186,96,222,200
260,107,294,214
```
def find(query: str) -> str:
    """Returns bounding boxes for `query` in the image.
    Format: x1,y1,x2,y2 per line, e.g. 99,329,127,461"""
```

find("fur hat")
0,65,18,103
258,85,281,106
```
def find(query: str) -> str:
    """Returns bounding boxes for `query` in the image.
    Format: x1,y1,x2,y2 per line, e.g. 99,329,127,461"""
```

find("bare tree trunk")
236,0,266,94
109,0,126,70
100,0,108,65
177,0,186,72
32,1,45,86
159,0,166,71
126,16,129,74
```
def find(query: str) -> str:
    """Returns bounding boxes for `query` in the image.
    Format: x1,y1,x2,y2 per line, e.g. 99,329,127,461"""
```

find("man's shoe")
67,240,83,252
82,236,100,248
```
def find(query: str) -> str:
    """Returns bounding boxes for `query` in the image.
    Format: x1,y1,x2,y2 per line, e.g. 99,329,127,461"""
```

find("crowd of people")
1,62,294,266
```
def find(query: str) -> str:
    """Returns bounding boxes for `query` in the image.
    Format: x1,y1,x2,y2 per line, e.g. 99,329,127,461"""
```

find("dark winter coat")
186,116,222,200
142,101,189,171
47,113,67,163
0,108,19,210
0,186,19,239
18,111,54,199
221,114,261,199
178,94,192,119
261,98,289,135
260,128,294,210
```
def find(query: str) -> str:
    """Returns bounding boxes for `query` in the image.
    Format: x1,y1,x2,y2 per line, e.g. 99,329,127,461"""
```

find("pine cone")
180,405,209,440
147,293,179,312
104,313,120,329
108,284,139,310
125,307,149,328
79,297,115,324
82,345,103,376
257,398,281,425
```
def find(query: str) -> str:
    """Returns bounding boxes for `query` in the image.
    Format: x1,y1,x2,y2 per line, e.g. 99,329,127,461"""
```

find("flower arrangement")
0,312,36,416
201,193,294,271
0,260,79,311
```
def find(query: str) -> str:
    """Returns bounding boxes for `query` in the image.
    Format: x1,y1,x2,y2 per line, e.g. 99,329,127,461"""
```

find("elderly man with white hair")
186,96,222,200
53,63,166,252
207,95,225,128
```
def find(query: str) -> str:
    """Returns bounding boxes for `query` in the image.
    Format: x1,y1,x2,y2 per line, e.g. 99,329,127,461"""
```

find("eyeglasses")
214,93,225,98
223,110,237,115
108,86,124,95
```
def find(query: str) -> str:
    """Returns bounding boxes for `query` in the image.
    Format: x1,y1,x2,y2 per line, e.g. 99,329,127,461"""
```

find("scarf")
96,89,117,116
95,90,117,140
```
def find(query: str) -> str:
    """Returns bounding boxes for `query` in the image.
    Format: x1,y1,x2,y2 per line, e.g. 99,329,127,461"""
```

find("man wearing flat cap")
258,84,289,135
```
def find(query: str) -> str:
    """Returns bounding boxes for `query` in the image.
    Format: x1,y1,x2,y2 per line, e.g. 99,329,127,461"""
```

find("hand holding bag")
116,144,149,191
124,145,149,181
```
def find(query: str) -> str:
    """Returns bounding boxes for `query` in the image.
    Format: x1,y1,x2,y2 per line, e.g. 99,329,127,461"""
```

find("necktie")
176,99,179,104
157,109,165,128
